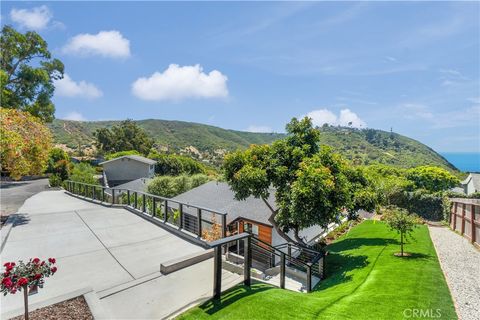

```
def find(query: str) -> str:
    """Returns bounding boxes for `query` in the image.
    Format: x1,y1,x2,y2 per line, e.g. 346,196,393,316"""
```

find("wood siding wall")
237,218,273,245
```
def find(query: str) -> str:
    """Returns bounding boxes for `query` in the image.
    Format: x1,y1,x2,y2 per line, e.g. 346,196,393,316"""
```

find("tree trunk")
23,285,29,320
261,197,307,247
400,231,404,256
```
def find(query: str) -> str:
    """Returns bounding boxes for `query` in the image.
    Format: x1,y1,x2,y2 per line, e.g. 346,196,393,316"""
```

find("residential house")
455,173,480,195
100,155,156,187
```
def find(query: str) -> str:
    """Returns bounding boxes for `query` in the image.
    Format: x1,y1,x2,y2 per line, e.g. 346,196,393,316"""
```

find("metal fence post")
213,245,222,299
127,190,130,206
102,187,105,202
142,194,146,213
134,192,138,209
92,186,96,200
152,197,156,217
306,264,312,293
280,252,286,289
164,200,168,222
197,208,202,237
112,189,115,204
179,204,183,229
244,236,251,286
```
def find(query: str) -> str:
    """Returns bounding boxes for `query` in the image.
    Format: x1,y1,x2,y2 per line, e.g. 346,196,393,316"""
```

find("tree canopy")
94,120,154,155
223,117,375,245
0,108,52,180
406,166,459,192
1,26,64,122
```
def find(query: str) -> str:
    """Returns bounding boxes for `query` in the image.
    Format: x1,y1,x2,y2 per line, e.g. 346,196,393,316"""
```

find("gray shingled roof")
471,173,480,191
105,178,151,195
99,155,157,166
172,181,276,226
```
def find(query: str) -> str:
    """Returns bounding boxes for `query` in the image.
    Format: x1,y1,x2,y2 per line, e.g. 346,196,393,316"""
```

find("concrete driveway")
1,191,213,318
0,178,49,218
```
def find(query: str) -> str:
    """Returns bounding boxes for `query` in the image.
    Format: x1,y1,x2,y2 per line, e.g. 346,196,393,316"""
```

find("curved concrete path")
1,191,241,319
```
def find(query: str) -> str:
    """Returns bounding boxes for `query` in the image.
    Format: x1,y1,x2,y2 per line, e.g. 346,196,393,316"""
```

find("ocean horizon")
440,152,480,173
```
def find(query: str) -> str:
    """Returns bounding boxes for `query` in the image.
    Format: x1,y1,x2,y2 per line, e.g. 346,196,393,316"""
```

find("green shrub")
69,163,99,185
390,189,450,221
147,174,210,198
46,148,70,173
148,150,209,176
49,174,62,187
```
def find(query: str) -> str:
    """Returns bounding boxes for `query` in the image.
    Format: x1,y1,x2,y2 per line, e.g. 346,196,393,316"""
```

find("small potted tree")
1,258,57,320
383,207,420,257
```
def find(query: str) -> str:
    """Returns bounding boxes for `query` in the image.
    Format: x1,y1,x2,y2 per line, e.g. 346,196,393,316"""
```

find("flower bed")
10,296,93,320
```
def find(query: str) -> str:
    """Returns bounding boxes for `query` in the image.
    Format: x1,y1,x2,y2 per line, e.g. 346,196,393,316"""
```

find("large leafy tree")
406,166,459,192
1,26,64,122
0,108,52,180
223,117,374,246
94,120,154,155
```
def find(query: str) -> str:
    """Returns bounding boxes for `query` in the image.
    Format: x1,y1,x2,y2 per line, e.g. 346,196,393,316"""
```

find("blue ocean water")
440,152,480,172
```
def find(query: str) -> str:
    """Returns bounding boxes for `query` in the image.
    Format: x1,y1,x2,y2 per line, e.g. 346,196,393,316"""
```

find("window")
243,222,259,235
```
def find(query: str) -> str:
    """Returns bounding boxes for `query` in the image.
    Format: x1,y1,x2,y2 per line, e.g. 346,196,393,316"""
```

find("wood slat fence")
449,198,480,249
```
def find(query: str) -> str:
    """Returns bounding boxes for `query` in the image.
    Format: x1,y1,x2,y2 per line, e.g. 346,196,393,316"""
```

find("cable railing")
64,180,228,242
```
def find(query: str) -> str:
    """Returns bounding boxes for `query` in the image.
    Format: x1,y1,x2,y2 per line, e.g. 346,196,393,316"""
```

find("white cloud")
304,108,366,128
132,64,228,101
399,103,480,129
62,31,131,58
63,111,86,122
246,125,272,133
10,5,52,30
54,74,103,99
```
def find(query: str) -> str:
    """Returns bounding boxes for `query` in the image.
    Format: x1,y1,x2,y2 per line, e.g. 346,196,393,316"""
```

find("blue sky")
2,1,479,152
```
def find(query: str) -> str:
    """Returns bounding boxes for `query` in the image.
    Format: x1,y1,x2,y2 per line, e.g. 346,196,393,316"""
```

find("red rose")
2,277,13,288
33,274,42,280
3,271,10,277
40,261,45,266
32,258,40,264
17,277,28,286
48,258,56,264
51,267,57,273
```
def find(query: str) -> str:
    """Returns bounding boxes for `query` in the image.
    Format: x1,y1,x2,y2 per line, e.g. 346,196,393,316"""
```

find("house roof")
99,155,157,166
172,181,277,226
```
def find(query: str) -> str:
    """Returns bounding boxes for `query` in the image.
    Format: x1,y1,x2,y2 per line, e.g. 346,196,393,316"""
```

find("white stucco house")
100,155,156,187
459,173,480,195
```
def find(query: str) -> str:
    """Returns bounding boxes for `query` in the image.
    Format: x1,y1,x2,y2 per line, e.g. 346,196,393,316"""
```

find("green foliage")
94,120,154,155
48,174,63,187
69,163,98,185
445,191,480,199
0,108,53,180
1,25,64,122
223,117,373,244
383,207,420,256
406,166,459,192
390,190,451,221
46,148,70,173
104,150,140,160
146,174,210,198
148,149,212,175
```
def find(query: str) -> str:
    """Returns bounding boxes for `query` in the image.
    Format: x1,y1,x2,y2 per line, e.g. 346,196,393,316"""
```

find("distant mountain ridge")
48,118,457,171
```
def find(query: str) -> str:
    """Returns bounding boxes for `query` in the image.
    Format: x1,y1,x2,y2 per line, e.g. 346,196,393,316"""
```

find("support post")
280,252,285,289
152,197,156,217
453,202,457,231
102,187,105,202
461,204,466,235
164,200,168,222
197,208,202,237
222,214,227,238
471,204,476,244
142,194,146,213
306,264,312,293
179,204,183,229
134,192,138,209
213,245,222,299
112,189,115,204
127,190,130,206
92,186,96,200
244,236,251,286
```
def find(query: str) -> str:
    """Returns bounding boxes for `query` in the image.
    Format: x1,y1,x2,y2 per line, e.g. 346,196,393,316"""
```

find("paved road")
1,191,241,319
429,226,480,320
0,178,49,217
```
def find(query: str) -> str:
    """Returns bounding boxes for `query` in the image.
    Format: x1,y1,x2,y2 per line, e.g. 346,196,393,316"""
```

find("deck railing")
64,180,228,242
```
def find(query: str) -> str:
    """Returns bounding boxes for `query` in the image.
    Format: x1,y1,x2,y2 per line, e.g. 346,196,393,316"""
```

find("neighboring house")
100,155,156,187
105,177,151,196
172,181,327,248
455,173,480,195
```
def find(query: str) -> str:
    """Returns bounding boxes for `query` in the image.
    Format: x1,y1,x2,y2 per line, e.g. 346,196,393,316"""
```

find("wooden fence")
449,198,480,249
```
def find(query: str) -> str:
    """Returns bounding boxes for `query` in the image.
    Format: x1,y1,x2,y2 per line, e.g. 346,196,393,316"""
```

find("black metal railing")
64,180,228,241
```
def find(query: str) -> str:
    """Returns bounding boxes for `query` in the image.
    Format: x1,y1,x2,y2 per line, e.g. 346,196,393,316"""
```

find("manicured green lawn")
178,221,456,320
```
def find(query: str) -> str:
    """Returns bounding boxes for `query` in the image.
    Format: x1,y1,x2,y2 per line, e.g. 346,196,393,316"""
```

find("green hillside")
48,119,456,171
